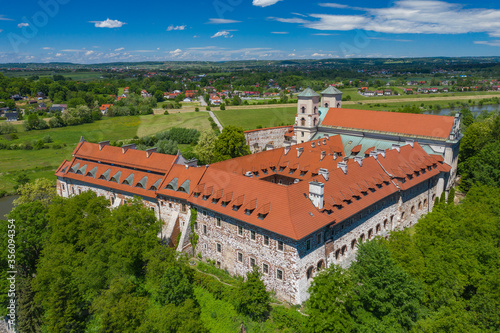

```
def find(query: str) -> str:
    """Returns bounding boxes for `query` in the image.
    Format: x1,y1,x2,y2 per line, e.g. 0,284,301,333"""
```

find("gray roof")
166,177,178,190
77,164,87,175
87,166,97,178
70,163,80,173
136,176,148,188
297,88,319,98
178,179,191,193
321,86,343,95
110,171,122,183
123,173,134,185
100,169,111,181
150,178,162,190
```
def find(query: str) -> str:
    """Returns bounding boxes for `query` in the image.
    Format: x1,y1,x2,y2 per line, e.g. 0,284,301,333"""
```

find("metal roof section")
297,87,320,98
136,176,148,188
150,178,162,190
321,86,343,95
100,169,111,181
110,171,122,183
77,164,87,175
123,173,134,185
166,177,178,190
86,166,97,178
70,162,80,173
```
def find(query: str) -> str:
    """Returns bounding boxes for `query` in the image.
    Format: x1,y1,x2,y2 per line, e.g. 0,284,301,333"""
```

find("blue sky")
0,0,499,63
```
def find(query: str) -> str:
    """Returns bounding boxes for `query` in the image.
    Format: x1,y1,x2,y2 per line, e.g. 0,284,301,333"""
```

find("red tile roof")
322,108,455,140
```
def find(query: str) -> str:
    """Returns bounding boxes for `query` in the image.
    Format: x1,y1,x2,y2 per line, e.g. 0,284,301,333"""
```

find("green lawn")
0,112,210,193
213,107,296,130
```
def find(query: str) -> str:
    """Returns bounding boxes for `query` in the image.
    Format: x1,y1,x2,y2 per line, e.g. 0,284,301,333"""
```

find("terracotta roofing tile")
234,195,245,206
204,185,213,196
351,144,362,154
364,146,375,155
213,189,224,199
322,108,455,140
245,199,257,211
257,203,271,215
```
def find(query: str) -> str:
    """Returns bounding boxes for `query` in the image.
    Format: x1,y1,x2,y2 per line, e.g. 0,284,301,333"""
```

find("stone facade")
244,126,292,153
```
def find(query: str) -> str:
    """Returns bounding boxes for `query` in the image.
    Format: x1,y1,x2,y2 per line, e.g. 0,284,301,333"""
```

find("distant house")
384,89,392,96
185,90,198,98
183,98,193,103
49,104,67,113
442,88,449,93
375,90,384,96
99,104,113,114
209,95,221,105
429,88,439,93
28,100,37,105
36,91,46,98
38,102,47,110
141,90,150,98
10,95,22,101
123,87,129,94
404,88,414,94
419,88,429,94
5,112,17,122
363,91,375,97
492,86,499,91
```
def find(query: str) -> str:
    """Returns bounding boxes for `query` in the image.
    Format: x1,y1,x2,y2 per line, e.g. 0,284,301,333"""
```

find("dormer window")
233,204,241,211
279,166,285,172
212,198,219,204
202,195,209,201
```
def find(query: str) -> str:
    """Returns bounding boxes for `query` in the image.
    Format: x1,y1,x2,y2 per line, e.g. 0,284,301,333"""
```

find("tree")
14,172,30,191
233,266,270,321
306,265,354,333
14,178,55,208
193,129,218,164
157,266,194,306
447,187,455,205
214,126,251,161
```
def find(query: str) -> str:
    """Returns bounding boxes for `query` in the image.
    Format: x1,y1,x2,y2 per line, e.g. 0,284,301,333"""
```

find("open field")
0,112,211,193
213,107,296,130
1,70,105,81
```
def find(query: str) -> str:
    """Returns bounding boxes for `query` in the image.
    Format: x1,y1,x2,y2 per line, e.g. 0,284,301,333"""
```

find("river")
424,104,500,116
0,195,19,219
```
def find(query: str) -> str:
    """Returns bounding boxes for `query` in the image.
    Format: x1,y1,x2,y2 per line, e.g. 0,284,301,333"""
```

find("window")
238,252,243,262
368,229,373,239
317,233,322,244
216,243,222,252
341,245,347,256
263,263,269,274
306,239,311,251
376,224,381,234
351,239,357,249
251,230,256,241
383,219,388,229
78,189,82,195
203,210,207,216
277,269,283,280
360,234,365,243
181,203,186,212
194,222,198,230
306,266,314,280
411,206,415,215
169,202,173,208
250,258,256,267
216,261,221,268
401,212,405,220
278,240,284,252
203,225,207,235
264,235,269,246
216,218,221,227
335,249,340,260
238,225,243,236
110,197,115,205
62,184,65,190
418,201,422,210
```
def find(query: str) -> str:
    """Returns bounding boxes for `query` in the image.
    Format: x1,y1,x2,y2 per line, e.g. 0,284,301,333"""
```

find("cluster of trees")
458,112,500,191
23,105,102,131
306,185,500,332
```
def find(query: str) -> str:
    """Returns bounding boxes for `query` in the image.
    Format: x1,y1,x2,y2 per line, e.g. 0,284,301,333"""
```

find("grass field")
213,107,296,130
2,71,105,81
0,112,211,193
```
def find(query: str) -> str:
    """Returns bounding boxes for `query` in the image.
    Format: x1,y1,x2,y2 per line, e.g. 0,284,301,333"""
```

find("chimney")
98,140,110,151
297,147,304,158
146,147,157,158
405,139,414,147
318,168,329,181
337,161,347,174
391,144,401,152
376,149,386,158
121,143,136,154
311,141,316,148
320,151,326,161
309,181,324,209
284,143,291,155
354,156,363,166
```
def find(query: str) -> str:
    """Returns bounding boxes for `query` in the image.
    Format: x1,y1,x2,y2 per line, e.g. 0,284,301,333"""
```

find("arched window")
424,199,428,207
306,266,314,280
383,219,388,230
335,249,340,260
360,234,365,243
301,118,306,126
401,212,405,220
337,103,341,108
301,106,305,113
351,239,357,249
376,224,381,234
411,206,415,214
341,245,347,256
418,201,422,210
317,260,325,271
313,118,317,126
314,106,317,113
368,229,373,239
324,103,329,108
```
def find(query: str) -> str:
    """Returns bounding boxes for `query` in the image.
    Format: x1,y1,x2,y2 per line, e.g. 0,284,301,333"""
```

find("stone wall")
245,126,292,153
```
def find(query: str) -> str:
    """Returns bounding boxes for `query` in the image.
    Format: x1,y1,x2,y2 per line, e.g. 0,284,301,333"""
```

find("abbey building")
55,88,461,304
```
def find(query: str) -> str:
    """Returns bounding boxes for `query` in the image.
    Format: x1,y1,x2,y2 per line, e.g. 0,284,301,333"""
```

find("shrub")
164,110,169,115
195,107,199,112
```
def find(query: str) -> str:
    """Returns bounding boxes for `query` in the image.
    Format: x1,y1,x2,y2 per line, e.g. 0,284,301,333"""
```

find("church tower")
321,86,343,109
294,88,320,143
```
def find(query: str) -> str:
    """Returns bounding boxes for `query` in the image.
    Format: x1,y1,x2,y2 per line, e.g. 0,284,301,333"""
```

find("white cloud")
474,40,500,47
253,0,281,7
90,19,126,28
288,53,296,56
291,12,307,18
17,22,29,28
193,35,200,38
312,53,327,57
85,50,94,56
169,49,183,56
114,47,125,51
42,47,53,50
211,30,233,38
0,15,13,21
55,53,62,57
368,37,412,42
271,31,289,34
312,33,338,36
207,18,241,24
319,3,350,9
167,25,186,31
268,17,307,24
271,0,500,37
